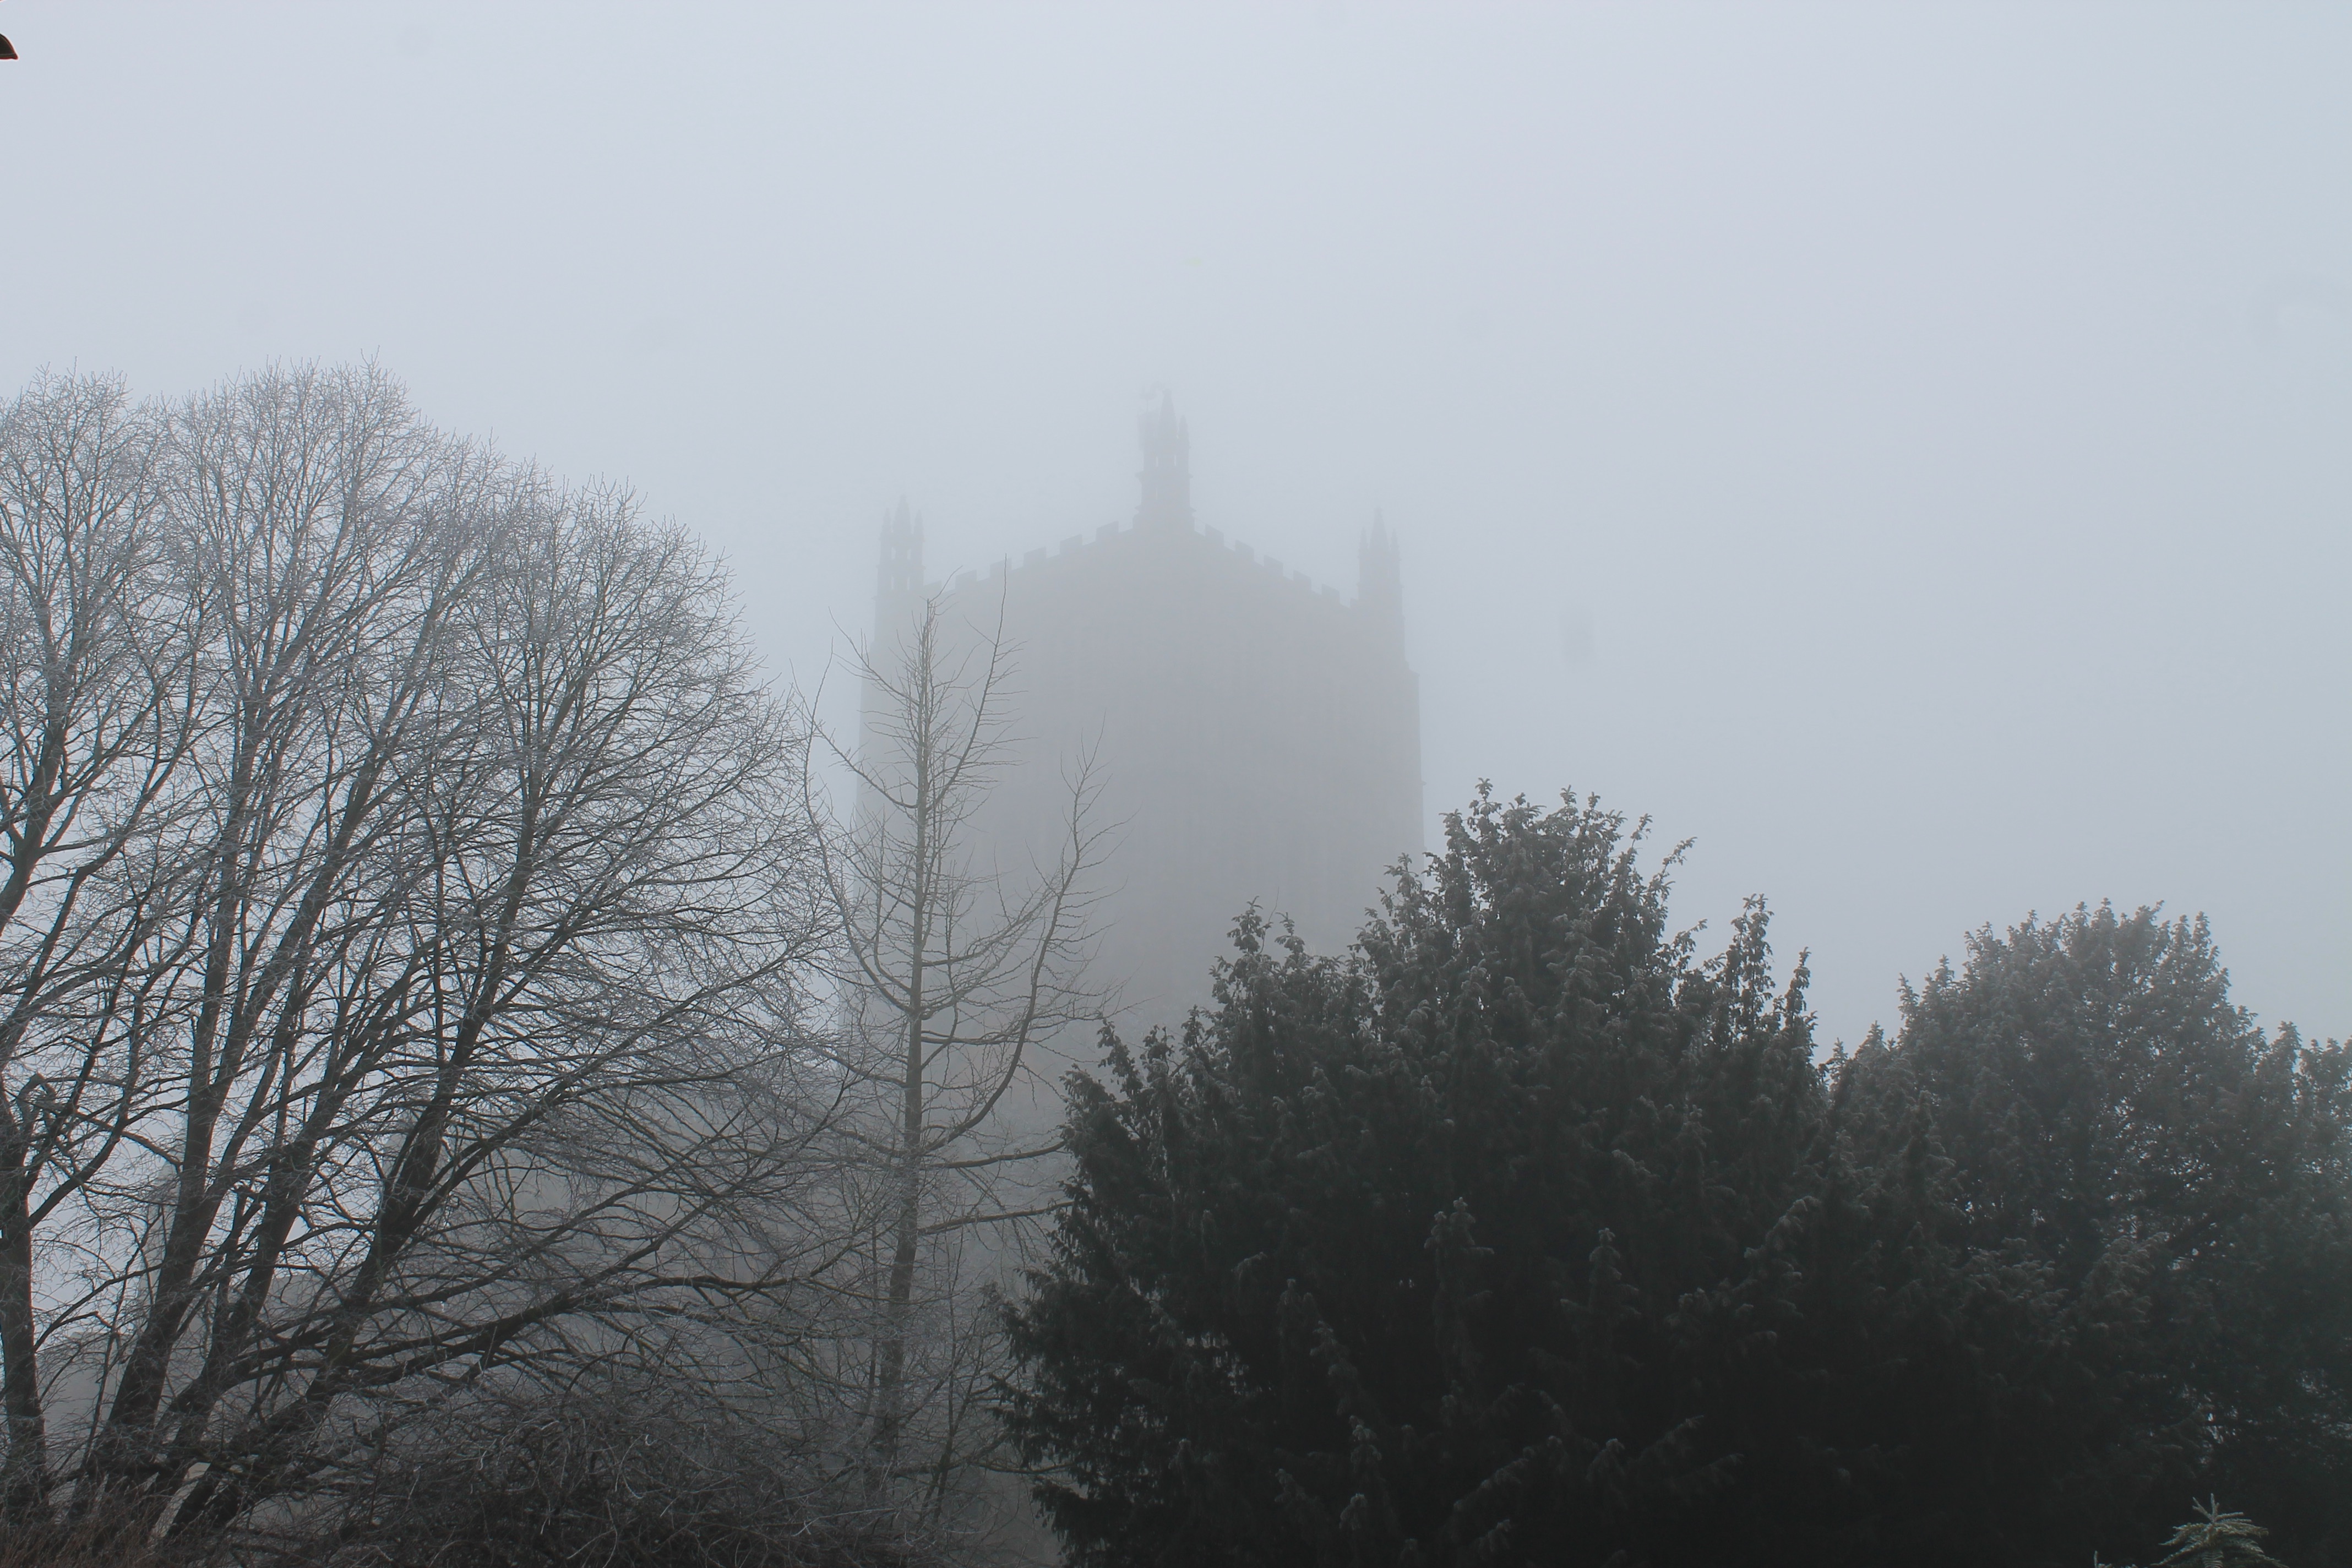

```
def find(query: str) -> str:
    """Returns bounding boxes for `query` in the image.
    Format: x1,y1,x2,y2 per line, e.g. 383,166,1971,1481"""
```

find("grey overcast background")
3,4,2345,1049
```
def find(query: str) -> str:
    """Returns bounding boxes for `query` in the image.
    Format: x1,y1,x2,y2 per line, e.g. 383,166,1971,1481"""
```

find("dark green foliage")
1007,790,2180,1568
1836,906,2352,1566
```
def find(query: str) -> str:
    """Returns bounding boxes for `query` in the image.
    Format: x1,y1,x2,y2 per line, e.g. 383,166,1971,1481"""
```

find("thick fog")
4,4,2344,1048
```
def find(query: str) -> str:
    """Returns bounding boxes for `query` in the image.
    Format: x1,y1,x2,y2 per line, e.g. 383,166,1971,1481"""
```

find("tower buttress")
1135,390,1194,531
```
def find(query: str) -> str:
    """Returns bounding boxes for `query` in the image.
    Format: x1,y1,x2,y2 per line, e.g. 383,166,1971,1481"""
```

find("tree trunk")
870,715,932,1488
0,1119,47,1525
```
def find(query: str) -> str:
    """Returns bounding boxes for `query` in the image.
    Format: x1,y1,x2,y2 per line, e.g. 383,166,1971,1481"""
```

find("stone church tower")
867,395,1422,1035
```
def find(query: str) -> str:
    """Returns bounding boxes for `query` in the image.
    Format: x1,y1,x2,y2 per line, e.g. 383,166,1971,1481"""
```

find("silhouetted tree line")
1007,789,2350,1568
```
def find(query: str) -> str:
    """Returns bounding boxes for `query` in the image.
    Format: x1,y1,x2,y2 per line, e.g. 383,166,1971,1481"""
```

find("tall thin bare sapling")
813,595,1106,1508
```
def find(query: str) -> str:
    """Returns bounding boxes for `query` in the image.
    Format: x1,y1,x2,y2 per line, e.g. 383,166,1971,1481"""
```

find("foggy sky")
4,3,2345,1049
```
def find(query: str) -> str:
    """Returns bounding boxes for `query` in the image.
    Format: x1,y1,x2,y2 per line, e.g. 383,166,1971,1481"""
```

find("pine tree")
2108,1499,2291,1568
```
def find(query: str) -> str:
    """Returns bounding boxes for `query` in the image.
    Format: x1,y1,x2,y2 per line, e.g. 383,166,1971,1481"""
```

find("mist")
4,1,2344,1050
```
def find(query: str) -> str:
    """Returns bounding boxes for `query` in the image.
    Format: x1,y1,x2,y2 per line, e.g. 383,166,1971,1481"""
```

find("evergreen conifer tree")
2102,1499,2292,1568
1007,790,2150,1567
1835,906,2351,1565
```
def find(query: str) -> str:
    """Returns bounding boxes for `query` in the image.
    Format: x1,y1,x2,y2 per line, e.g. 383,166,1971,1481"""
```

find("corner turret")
874,498,925,637
1357,511,1405,654
1135,390,1194,531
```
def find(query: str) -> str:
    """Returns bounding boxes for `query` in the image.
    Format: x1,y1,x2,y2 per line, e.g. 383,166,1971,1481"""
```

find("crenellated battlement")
888,397,1395,624
928,514,1369,614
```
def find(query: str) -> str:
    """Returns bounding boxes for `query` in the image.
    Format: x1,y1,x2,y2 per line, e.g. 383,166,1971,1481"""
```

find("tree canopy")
1008,788,2348,1568
1836,904,2352,1564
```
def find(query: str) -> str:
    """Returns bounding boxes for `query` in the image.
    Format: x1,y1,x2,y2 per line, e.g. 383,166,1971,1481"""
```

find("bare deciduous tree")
0,364,850,1556
812,595,1107,1522
0,370,196,1521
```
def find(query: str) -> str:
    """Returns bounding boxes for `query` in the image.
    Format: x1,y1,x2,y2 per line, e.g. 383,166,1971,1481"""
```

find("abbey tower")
867,395,1423,1035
